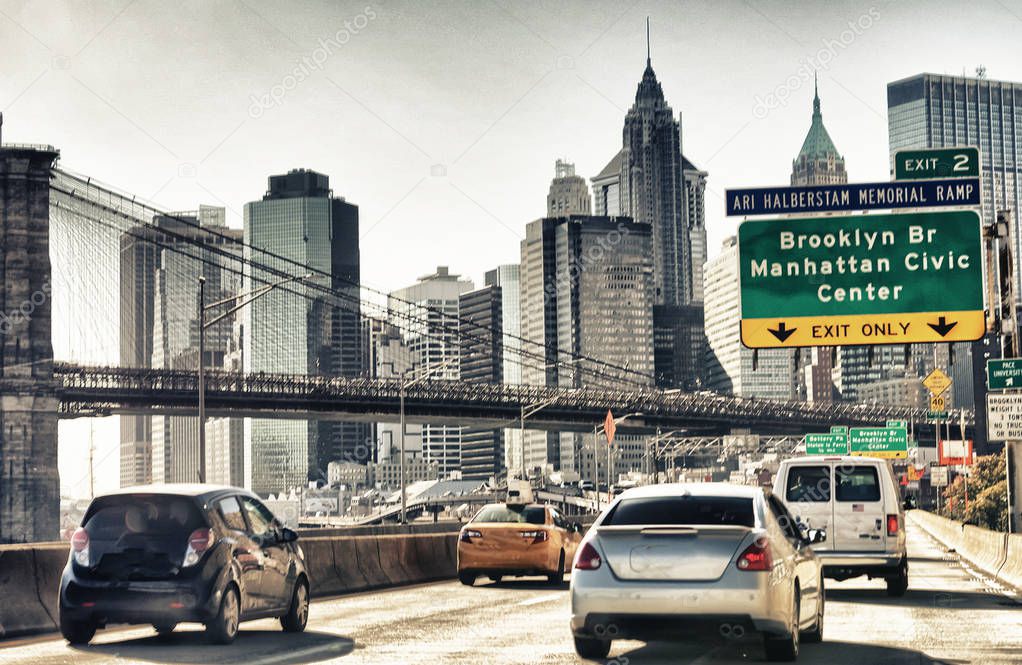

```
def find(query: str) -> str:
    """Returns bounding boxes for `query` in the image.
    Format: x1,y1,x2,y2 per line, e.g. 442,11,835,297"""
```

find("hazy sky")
4,0,1021,496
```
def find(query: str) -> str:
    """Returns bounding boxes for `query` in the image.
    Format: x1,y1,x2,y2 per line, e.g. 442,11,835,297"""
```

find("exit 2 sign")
894,146,979,181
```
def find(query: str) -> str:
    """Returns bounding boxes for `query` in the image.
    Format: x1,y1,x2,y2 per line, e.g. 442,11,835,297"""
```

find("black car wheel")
206,585,240,644
458,570,476,586
153,622,177,637
280,580,309,632
59,614,96,645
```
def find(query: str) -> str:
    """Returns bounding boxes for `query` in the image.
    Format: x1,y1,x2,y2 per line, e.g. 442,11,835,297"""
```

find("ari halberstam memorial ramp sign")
738,210,984,348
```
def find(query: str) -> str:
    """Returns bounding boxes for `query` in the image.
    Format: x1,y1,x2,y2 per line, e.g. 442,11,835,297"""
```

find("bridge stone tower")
0,143,60,543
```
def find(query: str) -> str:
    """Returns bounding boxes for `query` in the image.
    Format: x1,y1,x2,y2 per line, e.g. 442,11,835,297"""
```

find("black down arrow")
927,316,957,337
768,322,797,343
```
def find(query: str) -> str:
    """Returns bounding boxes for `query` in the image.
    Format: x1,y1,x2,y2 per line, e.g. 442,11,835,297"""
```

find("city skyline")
8,1,1017,497
4,1,1021,300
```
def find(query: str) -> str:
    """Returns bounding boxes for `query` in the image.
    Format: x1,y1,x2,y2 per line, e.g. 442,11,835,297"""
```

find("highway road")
3,519,1020,664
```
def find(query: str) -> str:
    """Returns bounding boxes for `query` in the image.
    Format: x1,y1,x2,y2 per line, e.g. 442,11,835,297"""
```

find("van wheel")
764,592,799,661
280,580,309,632
206,585,240,644
886,559,909,597
458,570,476,586
60,614,96,645
574,636,611,659
547,550,565,585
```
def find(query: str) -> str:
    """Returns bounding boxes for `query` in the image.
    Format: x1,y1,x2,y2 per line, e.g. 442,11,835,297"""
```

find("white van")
773,456,908,596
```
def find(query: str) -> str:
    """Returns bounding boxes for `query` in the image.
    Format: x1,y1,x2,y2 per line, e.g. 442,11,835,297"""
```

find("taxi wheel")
458,570,477,586
547,550,565,585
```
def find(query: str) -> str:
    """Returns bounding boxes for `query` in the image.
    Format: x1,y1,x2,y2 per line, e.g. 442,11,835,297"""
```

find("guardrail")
0,532,457,640
908,510,1022,592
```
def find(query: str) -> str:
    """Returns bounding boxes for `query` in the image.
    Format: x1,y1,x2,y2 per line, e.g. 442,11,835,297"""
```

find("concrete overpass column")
0,145,60,543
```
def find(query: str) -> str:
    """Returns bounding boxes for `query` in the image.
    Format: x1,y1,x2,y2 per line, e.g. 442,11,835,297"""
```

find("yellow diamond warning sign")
923,368,952,396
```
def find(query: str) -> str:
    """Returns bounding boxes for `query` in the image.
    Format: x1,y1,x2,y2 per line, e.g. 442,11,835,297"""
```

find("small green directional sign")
894,146,979,181
830,426,848,435
850,427,908,459
987,358,1022,391
806,433,848,455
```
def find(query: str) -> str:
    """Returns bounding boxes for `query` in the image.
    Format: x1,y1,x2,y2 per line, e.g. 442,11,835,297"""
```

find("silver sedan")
570,483,825,661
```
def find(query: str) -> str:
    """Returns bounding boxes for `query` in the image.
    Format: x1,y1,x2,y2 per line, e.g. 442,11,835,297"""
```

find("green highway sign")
886,420,907,429
830,426,848,435
894,146,980,181
805,433,849,455
987,358,1022,390
738,210,985,349
849,426,909,459
927,411,949,420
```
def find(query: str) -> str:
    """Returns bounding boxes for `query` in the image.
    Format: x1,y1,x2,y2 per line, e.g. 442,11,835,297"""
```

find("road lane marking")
516,593,563,607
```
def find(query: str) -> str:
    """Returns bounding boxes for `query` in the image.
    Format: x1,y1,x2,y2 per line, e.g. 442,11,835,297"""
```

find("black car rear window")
786,466,832,502
472,505,546,525
603,496,755,527
84,495,206,539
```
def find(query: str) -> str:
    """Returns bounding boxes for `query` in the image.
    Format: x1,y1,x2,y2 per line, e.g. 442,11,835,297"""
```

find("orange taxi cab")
457,502,583,586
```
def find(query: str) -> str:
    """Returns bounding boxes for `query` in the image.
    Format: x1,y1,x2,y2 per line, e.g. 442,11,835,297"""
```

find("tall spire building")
593,21,707,388
790,79,846,403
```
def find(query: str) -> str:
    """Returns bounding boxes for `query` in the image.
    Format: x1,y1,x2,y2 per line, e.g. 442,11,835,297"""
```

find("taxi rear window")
472,505,546,524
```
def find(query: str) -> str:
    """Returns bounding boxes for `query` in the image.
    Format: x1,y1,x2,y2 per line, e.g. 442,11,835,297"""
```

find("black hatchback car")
59,484,310,644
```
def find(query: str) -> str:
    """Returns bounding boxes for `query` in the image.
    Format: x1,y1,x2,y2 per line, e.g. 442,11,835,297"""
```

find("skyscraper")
244,169,366,496
484,264,521,474
790,80,846,403
704,237,797,400
387,267,473,476
458,285,503,480
119,207,241,486
547,159,591,217
149,207,242,483
520,215,654,474
592,30,707,388
887,72,1022,434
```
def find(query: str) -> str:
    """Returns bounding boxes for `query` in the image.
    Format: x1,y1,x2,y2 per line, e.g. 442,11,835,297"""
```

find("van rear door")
780,463,833,551
832,463,886,551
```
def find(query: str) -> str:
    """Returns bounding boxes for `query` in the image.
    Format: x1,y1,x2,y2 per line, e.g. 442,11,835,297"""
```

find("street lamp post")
197,272,312,483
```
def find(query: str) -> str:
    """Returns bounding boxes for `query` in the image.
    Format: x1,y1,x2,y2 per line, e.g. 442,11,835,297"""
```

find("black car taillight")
71,527,89,566
183,527,214,567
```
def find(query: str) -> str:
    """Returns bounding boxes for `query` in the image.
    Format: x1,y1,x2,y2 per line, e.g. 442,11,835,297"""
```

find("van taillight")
71,527,89,566
886,514,899,536
183,528,214,567
574,542,602,570
736,537,773,572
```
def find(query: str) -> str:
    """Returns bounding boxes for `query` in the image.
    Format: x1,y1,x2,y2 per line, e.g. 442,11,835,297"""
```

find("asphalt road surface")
4,519,1020,664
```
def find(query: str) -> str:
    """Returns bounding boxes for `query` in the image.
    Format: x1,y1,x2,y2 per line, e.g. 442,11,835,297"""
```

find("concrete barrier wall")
907,510,1021,590
0,532,458,640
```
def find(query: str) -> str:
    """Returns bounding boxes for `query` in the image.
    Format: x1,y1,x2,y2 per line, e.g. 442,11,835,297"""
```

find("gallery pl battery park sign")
737,210,985,348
